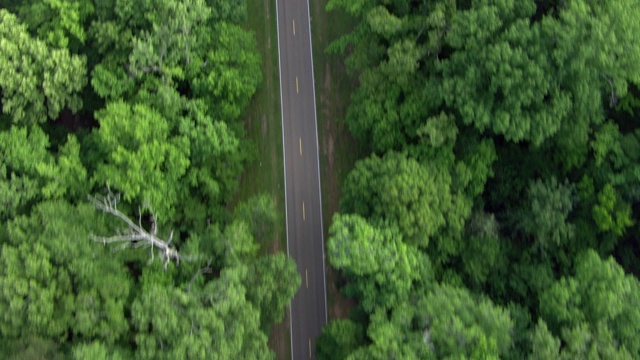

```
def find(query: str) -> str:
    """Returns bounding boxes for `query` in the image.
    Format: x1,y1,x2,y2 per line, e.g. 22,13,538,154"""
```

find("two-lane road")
275,0,327,359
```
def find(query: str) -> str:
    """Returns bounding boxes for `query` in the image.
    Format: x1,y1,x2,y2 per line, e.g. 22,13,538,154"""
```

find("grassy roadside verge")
309,1,364,320
239,1,289,359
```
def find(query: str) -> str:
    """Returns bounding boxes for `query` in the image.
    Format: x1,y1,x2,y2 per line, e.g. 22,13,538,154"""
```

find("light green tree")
90,101,190,222
0,126,87,220
328,213,430,312
7,0,95,48
0,10,87,124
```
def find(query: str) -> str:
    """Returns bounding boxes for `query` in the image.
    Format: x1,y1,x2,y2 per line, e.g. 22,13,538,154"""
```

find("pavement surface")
275,0,328,359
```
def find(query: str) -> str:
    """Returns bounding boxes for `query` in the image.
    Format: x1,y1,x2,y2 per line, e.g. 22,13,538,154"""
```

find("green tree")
317,319,365,360
0,9,87,124
418,284,513,358
592,183,633,237
191,21,261,121
528,320,560,360
244,253,300,329
6,0,95,48
458,210,504,287
0,201,132,344
90,101,190,222
234,194,278,242
127,0,211,82
88,0,260,124
0,126,87,220
0,336,65,360
217,220,259,267
177,100,243,229
516,177,575,253
539,250,640,357
327,213,430,312
132,266,273,360
72,342,128,360
340,151,465,248
439,0,570,145
541,0,640,168
349,304,431,360
325,0,454,152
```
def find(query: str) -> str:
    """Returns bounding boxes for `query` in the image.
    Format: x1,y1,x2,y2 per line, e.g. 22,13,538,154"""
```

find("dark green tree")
0,201,132,344
317,319,365,360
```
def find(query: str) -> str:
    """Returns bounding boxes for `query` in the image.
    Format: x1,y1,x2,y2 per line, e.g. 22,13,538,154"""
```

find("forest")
3,0,640,359
317,0,640,359
0,0,299,358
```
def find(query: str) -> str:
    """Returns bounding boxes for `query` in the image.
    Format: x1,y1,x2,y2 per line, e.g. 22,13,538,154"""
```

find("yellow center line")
302,201,305,221
299,138,302,155
306,269,308,288
293,19,296,36
296,77,299,94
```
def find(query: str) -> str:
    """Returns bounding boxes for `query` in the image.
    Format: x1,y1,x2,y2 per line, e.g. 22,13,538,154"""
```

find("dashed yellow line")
302,201,305,221
306,269,308,288
299,138,302,155
296,76,299,94
293,19,296,36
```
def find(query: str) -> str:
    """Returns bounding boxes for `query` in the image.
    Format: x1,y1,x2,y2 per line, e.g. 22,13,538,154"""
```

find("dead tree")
88,188,183,270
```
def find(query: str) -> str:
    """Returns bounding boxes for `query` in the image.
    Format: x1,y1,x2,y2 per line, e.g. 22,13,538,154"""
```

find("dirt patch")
268,310,290,360
322,63,335,171
315,43,358,324
269,196,282,253
327,132,334,171
262,114,268,138
324,63,331,95
326,266,356,319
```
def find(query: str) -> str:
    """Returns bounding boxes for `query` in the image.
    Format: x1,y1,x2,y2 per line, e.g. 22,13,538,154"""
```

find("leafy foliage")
0,10,86,124
340,151,465,248
323,0,640,358
0,0,287,357
0,201,131,343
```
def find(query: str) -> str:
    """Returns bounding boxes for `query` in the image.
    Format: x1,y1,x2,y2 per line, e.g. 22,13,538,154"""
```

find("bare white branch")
89,188,182,270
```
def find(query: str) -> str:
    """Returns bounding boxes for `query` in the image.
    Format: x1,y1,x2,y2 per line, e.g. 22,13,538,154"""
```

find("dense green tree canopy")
132,266,274,360
0,9,86,124
0,201,131,342
0,126,87,220
0,0,293,357
90,101,190,220
327,213,429,311
340,151,466,248
323,0,640,358
538,250,640,357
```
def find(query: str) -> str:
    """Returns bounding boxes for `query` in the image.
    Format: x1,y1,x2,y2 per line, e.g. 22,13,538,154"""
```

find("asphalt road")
275,0,328,359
